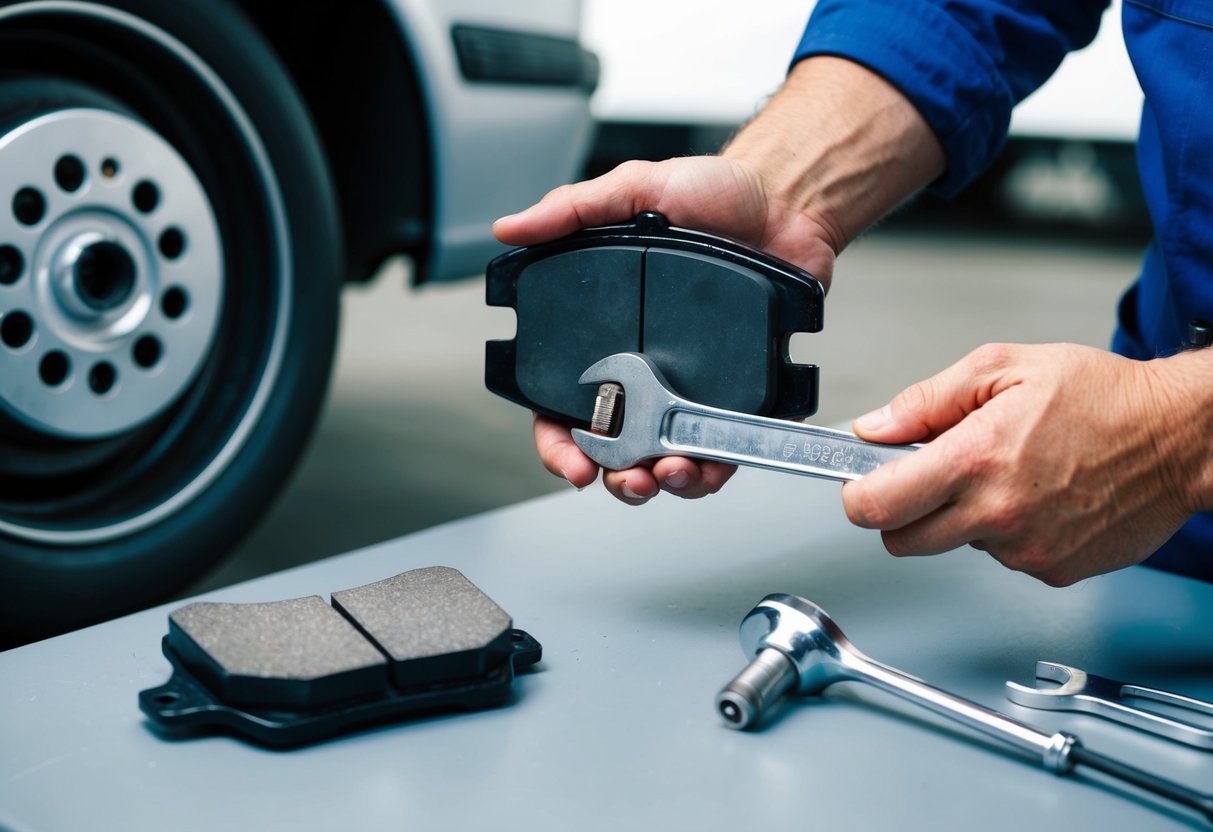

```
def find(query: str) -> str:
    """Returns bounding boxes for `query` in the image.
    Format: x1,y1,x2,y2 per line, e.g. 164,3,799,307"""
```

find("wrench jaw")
571,352,672,471
1005,662,1086,710
571,427,638,471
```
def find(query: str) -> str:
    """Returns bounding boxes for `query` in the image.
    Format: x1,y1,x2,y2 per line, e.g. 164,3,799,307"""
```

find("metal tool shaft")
664,407,913,481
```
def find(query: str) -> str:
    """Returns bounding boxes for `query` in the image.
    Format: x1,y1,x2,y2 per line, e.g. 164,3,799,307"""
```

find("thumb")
852,346,1016,443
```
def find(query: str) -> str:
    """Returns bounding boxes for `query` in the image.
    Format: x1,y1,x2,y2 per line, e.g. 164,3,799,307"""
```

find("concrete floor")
190,226,1143,594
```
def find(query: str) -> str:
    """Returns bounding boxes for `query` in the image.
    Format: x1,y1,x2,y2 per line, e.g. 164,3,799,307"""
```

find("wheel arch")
235,0,435,283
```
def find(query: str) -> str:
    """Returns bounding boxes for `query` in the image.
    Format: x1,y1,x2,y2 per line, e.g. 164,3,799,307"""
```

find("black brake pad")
139,567,541,747
485,212,824,425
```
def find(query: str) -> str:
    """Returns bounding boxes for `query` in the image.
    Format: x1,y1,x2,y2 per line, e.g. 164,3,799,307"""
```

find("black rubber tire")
0,0,342,646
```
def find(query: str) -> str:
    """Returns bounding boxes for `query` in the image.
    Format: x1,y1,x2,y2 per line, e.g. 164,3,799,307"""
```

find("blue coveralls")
795,0,1213,580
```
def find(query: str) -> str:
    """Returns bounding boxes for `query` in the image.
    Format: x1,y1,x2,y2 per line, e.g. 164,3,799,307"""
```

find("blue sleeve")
793,0,1109,196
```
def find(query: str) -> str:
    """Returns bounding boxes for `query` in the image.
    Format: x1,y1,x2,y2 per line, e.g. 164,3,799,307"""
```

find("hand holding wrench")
571,352,916,478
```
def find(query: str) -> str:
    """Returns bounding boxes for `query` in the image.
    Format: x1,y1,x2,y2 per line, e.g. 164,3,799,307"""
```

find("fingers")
603,458,738,505
842,437,964,537
533,414,735,504
852,343,1021,445
533,414,598,489
493,160,667,246
653,458,737,499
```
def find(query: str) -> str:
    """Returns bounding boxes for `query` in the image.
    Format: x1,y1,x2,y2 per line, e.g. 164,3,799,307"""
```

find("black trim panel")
452,24,598,91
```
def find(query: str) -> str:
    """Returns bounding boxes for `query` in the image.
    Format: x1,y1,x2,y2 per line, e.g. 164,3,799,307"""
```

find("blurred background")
194,0,1148,592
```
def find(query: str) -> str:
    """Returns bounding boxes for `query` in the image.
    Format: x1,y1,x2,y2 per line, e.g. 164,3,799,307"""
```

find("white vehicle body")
391,0,596,280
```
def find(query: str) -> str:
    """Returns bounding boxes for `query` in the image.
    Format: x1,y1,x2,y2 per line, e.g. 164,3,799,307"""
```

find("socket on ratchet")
571,352,916,479
718,594,1213,823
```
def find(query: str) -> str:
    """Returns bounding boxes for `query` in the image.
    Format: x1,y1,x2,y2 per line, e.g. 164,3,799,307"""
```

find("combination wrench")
571,352,916,478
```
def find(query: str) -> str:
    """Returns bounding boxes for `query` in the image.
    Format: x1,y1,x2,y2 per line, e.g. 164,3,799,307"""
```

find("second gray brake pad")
139,566,540,747
485,212,824,425
332,567,513,688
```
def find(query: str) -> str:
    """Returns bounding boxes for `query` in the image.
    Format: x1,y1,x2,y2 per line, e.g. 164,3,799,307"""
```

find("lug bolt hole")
1,310,33,349
133,335,162,369
0,245,23,285
13,187,46,226
100,157,120,179
54,155,86,193
161,286,189,319
159,227,185,260
132,180,159,214
39,350,70,387
88,361,117,395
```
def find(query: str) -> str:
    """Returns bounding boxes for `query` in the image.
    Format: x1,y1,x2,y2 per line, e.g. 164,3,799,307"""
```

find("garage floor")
189,226,1142,595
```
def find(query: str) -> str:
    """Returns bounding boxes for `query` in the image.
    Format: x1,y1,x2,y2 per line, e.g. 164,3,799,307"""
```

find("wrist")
1148,348,1213,514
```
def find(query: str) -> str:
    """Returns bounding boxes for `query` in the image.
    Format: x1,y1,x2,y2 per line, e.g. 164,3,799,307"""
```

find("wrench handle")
663,408,915,481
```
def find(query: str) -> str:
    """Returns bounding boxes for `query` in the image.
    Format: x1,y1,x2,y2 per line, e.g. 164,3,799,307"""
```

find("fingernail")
621,483,643,500
664,470,689,489
561,469,587,492
492,213,516,226
855,404,892,432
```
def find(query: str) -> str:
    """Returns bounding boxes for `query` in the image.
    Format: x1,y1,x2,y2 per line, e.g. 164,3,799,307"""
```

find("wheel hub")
62,237,138,314
0,107,223,438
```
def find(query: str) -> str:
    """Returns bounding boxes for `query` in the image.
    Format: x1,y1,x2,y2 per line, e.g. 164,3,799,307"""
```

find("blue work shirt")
795,0,1213,579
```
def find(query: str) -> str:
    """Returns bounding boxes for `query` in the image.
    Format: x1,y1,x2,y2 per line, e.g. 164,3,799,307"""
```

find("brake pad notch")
486,212,823,426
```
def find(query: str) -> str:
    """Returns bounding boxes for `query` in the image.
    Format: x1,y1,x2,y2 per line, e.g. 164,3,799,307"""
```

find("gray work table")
2,470,1212,831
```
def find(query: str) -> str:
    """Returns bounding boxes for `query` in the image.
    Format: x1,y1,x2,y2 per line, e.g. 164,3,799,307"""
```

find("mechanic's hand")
842,343,1212,585
494,155,839,504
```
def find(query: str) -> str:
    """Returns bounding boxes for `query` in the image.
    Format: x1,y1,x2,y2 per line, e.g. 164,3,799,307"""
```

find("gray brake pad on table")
140,566,540,747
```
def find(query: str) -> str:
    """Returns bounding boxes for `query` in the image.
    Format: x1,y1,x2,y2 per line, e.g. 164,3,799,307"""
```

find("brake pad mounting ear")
138,567,541,748
486,211,824,425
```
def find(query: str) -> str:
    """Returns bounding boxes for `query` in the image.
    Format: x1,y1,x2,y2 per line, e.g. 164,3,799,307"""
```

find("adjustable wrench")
571,352,916,477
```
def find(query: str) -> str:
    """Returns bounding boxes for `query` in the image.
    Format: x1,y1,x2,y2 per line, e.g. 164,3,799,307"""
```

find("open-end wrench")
571,352,916,478
1007,661,1213,750
719,594,1213,823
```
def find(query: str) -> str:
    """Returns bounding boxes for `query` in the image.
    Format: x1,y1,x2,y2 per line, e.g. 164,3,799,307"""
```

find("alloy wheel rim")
0,1,293,545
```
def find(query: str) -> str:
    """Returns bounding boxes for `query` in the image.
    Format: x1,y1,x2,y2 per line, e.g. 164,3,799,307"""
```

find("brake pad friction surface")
140,567,541,747
332,566,513,687
486,211,823,425
168,596,387,709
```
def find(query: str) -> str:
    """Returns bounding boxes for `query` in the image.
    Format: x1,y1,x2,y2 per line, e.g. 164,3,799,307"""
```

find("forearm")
722,56,946,253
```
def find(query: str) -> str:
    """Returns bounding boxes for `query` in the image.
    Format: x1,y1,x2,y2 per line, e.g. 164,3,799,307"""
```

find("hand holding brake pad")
139,566,541,747
485,212,825,425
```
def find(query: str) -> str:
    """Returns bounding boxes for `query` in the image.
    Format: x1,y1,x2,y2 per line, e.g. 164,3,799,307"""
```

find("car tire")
0,0,342,645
